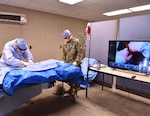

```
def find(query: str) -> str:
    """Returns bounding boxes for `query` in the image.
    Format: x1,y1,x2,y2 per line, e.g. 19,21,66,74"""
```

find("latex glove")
115,48,132,63
23,61,30,67
72,61,77,66
28,60,34,64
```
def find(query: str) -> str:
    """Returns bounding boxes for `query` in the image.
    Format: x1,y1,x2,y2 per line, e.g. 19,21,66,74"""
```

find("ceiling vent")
0,11,27,24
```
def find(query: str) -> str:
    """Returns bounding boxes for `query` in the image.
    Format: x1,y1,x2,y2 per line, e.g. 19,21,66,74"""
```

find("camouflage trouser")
64,63,82,97
68,63,81,94
65,82,80,97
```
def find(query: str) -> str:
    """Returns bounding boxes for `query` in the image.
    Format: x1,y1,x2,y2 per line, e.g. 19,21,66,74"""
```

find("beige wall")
0,4,88,62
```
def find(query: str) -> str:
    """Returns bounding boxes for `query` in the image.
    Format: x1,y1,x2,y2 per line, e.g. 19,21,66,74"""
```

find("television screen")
108,40,150,74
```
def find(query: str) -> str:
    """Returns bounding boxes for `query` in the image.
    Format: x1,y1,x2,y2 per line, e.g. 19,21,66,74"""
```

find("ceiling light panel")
103,9,132,16
59,0,84,5
129,4,150,12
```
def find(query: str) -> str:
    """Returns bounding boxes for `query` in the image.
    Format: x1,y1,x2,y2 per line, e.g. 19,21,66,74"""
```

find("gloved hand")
23,61,30,67
28,60,34,64
72,61,77,66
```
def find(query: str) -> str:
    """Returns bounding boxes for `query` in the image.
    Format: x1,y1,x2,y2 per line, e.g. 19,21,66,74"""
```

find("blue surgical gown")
0,39,34,68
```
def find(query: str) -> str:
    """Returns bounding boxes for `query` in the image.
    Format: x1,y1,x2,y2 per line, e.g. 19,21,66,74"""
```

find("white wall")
119,14,150,40
85,20,118,64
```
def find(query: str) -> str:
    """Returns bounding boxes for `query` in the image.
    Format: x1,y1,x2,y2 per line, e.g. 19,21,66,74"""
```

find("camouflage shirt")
63,37,83,66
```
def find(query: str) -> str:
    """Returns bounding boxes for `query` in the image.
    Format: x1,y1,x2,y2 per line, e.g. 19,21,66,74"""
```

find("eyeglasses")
16,45,26,52
18,46,27,51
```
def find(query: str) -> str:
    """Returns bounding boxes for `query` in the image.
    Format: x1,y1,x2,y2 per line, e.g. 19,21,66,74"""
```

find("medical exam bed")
0,59,87,115
0,84,42,115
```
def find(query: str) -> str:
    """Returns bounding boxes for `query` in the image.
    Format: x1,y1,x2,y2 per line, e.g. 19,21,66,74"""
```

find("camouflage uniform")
63,37,83,97
63,37,83,67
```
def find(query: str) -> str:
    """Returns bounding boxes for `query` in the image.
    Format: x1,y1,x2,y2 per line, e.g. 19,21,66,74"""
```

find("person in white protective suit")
0,38,34,68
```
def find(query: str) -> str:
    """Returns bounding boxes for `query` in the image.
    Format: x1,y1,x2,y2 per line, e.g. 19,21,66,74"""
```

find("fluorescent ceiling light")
103,9,132,16
129,4,150,12
59,0,84,5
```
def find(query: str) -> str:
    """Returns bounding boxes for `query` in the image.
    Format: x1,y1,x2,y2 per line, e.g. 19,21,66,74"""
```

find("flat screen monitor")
108,40,150,74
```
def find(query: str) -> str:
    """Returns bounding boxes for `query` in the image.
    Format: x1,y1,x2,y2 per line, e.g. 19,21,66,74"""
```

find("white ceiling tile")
0,0,150,21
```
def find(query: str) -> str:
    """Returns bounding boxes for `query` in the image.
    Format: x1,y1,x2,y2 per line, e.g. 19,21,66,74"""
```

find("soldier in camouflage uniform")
62,29,83,97
62,30,83,67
